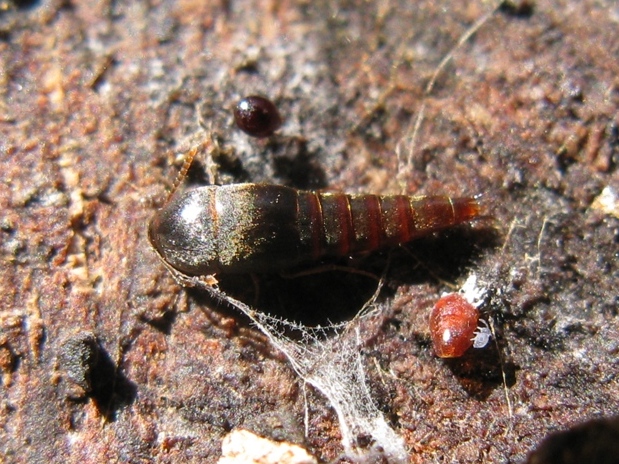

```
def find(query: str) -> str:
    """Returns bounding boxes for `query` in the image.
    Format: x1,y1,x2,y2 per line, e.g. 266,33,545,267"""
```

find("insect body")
429,292,490,358
234,96,282,138
471,319,491,348
149,183,481,277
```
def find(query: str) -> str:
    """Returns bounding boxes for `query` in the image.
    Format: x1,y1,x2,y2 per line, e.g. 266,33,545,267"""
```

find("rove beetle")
148,142,482,282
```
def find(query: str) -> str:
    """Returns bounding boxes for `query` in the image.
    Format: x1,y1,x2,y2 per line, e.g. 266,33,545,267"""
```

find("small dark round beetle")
234,95,282,137
148,183,482,278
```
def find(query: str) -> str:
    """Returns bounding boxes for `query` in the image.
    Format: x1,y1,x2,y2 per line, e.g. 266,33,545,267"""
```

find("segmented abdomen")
148,184,482,276
297,191,481,260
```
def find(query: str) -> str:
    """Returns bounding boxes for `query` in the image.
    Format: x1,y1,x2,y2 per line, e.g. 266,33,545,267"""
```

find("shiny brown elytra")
148,183,481,277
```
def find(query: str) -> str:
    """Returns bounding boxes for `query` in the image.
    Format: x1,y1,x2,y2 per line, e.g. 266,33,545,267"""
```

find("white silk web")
208,285,408,463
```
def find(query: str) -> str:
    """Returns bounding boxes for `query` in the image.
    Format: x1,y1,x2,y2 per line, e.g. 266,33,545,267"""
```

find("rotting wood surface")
1,1,618,462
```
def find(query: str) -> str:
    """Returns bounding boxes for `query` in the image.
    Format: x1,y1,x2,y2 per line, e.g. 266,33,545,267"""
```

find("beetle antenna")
165,138,212,204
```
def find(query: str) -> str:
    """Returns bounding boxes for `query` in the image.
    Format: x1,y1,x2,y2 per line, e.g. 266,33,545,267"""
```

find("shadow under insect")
210,262,386,327
442,341,518,401
198,225,490,329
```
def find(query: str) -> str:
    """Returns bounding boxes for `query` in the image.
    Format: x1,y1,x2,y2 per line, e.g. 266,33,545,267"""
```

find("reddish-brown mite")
149,178,482,278
429,293,489,358
234,95,282,138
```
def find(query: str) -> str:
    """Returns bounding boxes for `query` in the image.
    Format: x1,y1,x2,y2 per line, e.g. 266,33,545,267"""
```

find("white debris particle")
591,186,619,219
217,429,317,464
458,274,487,307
